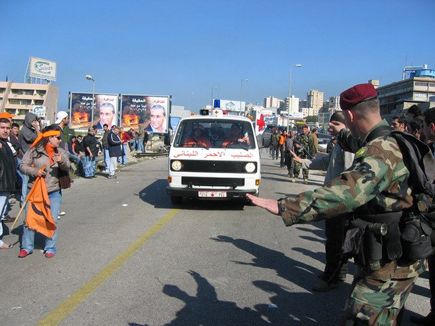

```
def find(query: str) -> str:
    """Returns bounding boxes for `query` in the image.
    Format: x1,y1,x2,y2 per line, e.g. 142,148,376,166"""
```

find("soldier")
293,124,315,184
247,83,427,325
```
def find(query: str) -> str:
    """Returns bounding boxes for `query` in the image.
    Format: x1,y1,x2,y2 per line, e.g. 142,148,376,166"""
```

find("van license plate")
198,191,227,198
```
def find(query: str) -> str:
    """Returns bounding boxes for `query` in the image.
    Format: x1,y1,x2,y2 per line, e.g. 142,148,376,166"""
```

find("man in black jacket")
0,118,16,248
83,127,99,178
107,126,122,179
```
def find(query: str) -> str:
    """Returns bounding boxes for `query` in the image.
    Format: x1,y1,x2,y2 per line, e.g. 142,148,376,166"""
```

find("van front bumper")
166,186,257,199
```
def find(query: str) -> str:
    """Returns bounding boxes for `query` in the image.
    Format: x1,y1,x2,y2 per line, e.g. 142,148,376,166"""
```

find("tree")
306,116,318,123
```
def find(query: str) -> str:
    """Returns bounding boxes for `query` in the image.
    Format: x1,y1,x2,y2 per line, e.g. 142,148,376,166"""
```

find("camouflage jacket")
294,133,314,158
279,120,413,226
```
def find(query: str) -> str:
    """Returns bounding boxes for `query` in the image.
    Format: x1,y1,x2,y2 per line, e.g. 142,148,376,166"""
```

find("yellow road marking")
37,209,180,326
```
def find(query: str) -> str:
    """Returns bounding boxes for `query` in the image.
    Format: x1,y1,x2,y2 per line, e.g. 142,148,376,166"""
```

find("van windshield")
173,119,256,149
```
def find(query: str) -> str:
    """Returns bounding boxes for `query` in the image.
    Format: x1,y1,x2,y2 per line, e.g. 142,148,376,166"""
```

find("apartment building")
377,76,435,117
0,81,58,123
264,96,283,108
307,89,324,111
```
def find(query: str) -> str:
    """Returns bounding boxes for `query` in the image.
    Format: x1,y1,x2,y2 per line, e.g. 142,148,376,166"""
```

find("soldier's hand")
294,143,301,149
290,150,302,163
246,194,279,215
328,121,345,136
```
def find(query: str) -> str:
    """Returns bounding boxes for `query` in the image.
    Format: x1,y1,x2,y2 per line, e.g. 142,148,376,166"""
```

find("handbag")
58,167,71,189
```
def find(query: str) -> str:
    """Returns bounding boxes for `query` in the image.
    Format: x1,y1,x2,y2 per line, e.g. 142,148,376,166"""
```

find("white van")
166,113,261,205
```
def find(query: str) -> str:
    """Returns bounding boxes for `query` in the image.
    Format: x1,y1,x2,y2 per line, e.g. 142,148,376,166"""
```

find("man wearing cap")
247,83,426,325
53,111,72,150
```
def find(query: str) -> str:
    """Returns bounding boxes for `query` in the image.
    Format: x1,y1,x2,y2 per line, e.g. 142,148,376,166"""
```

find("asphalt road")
0,150,431,325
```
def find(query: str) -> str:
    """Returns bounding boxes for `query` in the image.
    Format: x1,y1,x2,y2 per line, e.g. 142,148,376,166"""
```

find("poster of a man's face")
95,95,118,129
145,97,169,133
121,95,169,133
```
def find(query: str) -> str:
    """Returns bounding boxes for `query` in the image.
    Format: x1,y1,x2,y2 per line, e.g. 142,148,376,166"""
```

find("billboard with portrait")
69,92,119,130
94,94,119,129
121,95,170,133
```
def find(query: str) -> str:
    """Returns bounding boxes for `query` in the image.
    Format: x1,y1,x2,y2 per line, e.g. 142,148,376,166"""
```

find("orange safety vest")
279,135,286,145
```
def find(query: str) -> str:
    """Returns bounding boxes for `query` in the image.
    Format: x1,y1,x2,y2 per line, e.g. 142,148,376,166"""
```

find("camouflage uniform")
278,121,426,325
293,133,315,180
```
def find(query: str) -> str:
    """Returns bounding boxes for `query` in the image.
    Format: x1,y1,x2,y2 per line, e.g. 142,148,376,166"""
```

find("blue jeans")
104,149,110,171
21,173,29,207
84,156,96,177
121,145,128,164
137,139,144,152
0,191,11,247
21,189,62,254
69,152,80,165
129,139,136,151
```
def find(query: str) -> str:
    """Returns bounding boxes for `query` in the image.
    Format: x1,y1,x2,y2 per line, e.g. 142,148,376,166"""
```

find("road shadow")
210,236,348,324
138,179,173,209
160,270,269,325
212,236,319,286
138,179,246,211
175,198,245,211
295,225,326,239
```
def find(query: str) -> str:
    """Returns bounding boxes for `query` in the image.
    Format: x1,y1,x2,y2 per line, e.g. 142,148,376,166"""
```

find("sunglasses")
50,136,62,140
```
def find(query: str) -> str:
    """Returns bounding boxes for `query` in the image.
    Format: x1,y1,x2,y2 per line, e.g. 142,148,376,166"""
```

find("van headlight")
171,160,183,171
244,162,256,173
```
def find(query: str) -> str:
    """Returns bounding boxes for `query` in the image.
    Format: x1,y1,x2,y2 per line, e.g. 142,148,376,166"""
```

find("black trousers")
324,215,349,281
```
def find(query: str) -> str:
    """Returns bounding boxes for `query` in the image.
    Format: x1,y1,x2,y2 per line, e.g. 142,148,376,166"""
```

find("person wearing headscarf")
18,125,70,258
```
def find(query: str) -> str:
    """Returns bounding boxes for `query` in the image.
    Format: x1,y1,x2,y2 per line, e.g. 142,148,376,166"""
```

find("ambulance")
166,110,261,205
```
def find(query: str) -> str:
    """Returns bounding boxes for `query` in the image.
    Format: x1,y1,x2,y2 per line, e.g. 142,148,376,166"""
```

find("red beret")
340,83,377,111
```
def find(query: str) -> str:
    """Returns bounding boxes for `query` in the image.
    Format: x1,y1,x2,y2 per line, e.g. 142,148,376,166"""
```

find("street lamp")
240,78,248,115
211,87,218,108
288,64,302,131
85,75,95,126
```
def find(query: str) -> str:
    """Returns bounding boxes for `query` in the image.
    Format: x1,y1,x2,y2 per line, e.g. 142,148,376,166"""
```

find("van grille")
171,160,256,173
181,177,245,187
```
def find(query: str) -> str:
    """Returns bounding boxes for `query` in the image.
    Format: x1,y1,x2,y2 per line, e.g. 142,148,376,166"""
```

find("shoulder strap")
389,131,435,198
365,125,392,143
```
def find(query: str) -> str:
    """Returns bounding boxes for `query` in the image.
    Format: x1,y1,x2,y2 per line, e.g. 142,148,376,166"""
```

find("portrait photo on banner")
94,94,119,129
121,95,169,133
145,96,169,133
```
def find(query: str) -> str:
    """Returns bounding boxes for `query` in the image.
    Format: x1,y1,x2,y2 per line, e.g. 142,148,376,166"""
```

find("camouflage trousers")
293,162,309,179
341,260,426,326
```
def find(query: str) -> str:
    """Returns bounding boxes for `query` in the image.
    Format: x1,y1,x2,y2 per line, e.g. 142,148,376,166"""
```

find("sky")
1,0,434,113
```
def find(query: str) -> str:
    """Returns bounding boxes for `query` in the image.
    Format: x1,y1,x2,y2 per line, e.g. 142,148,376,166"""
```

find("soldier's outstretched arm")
246,194,279,215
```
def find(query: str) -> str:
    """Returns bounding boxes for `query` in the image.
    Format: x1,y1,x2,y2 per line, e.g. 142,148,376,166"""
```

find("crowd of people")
0,110,151,256
249,82,435,325
269,124,319,184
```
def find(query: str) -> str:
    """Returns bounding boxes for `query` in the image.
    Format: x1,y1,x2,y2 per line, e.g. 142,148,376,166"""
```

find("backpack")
368,127,435,261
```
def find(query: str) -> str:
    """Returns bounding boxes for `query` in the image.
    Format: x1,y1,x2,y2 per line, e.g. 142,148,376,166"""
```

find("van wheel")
171,196,182,205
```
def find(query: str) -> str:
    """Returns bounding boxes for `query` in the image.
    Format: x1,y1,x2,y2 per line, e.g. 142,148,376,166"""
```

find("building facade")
0,81,58,123
264,96,282,108
307,89,324,112
377,76,435,117
284,95,300,115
